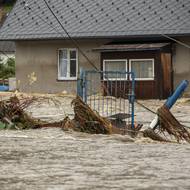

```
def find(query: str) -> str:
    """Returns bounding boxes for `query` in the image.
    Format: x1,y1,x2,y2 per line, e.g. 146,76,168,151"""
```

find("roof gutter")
0,33,190,41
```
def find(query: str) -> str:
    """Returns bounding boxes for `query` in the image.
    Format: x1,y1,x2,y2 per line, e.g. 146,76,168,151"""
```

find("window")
129,59,154,80
58,49,78,80
103,60,127,80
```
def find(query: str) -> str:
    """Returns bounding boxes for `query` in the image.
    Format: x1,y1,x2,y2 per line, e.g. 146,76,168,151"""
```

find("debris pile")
62,96,113,134
0,93,190,144
0,96,43,129
143,106,190,143
157,106,190,143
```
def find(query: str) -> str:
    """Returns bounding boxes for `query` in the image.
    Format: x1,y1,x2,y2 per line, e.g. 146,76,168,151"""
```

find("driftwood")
157,106,190,143
62,96,113,134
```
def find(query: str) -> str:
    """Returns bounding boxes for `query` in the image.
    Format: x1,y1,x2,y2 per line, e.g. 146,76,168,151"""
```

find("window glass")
70,50,77,59
104,60,126,79
130,60,154,79
58,49,77,79
59,49,67,59
59,51,67,78
70,60,77,77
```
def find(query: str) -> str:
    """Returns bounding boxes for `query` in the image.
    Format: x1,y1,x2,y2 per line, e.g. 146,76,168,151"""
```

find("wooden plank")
161,53,172,98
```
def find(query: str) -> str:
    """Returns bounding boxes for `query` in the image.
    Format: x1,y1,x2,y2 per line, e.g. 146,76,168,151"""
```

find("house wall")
15,37,190,97
15,39,110,94
173,37,190,94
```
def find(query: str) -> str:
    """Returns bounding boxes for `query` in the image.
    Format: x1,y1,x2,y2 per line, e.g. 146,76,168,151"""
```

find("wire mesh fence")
78,70,135,128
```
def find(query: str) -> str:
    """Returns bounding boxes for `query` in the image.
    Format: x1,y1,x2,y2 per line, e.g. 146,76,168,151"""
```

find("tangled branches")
0,96,43,129
157,106,190,143
62,96,113,134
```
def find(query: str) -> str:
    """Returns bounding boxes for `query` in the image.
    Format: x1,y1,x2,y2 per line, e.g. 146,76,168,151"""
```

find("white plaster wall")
173,37,190,93
15,39,110,94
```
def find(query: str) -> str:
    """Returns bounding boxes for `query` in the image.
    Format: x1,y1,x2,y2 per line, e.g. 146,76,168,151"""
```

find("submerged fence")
77,69,135,128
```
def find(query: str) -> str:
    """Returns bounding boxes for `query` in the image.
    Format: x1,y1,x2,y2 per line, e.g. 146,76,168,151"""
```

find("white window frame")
129,59,155,81
103,59,128,81
58,48,78,80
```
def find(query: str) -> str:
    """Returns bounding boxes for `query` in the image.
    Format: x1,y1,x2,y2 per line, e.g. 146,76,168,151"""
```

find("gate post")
82,70,87,103
77,68,87,102
77,68,83,98
131,72,135,129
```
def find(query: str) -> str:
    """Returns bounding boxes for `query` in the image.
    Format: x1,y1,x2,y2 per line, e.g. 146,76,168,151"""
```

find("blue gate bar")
131,72,135,129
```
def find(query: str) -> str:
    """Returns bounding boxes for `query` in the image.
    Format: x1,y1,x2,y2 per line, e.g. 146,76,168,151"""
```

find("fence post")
77,68,87,102
77,68,84,98
131,72,135,129
82,70,87,103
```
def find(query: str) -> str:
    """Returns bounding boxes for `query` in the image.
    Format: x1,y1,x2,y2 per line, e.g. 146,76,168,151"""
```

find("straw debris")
157,106,190,143
62,96,113,134
143,106,190,143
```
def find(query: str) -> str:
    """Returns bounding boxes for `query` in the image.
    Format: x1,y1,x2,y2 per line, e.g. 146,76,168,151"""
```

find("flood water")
0,128,190,190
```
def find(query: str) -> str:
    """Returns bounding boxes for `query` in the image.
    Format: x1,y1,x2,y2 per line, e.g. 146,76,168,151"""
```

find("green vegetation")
0,58,15,79
4,4,13,12
0,0,16,22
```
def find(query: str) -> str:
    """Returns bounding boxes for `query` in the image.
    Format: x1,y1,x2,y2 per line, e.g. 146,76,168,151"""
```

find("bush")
0,57,15,79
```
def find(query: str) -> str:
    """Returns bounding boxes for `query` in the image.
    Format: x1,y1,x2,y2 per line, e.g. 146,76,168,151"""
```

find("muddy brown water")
0,128,190,190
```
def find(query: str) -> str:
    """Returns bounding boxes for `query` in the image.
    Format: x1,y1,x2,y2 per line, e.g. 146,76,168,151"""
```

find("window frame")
58,48,78,80
129,58,155,81
103,59,128,81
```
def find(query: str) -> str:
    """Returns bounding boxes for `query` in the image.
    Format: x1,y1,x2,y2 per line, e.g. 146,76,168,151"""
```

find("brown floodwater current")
0,128,190,190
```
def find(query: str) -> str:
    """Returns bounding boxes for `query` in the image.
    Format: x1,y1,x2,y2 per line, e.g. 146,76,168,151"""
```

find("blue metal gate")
77,69,135,129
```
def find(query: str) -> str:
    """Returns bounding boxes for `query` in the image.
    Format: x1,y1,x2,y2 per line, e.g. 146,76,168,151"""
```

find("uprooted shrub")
0,96,43,129
62,96,113,134
143,106,190,143
157,106,190,143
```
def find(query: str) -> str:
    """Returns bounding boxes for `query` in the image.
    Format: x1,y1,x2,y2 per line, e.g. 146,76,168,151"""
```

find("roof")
0,0,190,40
93,43,170,52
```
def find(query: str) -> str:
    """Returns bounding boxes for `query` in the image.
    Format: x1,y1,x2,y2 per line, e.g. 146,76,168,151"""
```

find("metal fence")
77,69,135,129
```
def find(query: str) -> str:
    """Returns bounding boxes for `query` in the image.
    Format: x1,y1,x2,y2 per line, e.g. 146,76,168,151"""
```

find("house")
0,0,189,99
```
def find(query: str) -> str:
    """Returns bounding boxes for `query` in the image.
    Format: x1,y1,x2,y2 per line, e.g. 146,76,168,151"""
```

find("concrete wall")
15,39,110,94
173,37,190,93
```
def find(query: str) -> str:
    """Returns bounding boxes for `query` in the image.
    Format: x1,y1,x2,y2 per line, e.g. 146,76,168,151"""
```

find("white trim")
58,48,78,80
129,59,155,81
103,59,128,80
